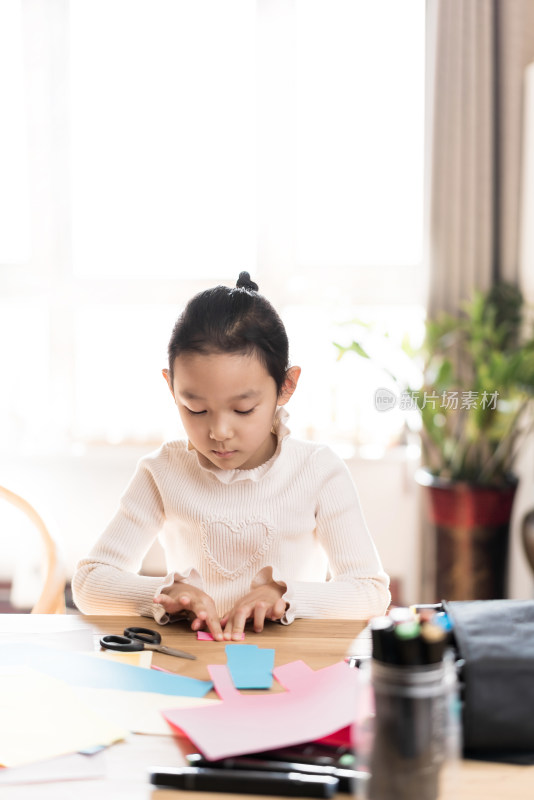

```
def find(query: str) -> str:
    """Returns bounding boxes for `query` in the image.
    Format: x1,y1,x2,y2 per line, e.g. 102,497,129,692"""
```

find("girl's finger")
202,612,223,641
271,598,287,619
154,595,174,611
189,608,207,633
253,603,268,633
191,601,223,641
225,607,250,640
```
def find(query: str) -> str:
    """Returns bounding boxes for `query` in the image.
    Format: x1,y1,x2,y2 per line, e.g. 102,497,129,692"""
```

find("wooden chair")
0,485,66,613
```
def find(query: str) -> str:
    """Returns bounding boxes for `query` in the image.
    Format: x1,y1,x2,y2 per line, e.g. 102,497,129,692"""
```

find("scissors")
100,626,196,661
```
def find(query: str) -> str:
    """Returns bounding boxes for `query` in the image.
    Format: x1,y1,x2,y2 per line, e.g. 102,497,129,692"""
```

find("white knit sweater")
72,409,390,624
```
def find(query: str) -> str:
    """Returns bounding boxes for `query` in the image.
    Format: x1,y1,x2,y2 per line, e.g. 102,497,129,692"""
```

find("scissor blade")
156,644,197,660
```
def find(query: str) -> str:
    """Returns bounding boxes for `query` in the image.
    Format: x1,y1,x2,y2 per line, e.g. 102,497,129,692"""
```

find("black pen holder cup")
352,657,461,800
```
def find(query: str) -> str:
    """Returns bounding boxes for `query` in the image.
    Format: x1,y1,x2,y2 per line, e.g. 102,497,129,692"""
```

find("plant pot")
416,469,518,601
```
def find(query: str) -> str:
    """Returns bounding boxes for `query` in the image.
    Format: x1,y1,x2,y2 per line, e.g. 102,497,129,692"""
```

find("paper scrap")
225,644,274,689
87,650,153,668
0,644,212,697
0,667,126,768
162,659,361,761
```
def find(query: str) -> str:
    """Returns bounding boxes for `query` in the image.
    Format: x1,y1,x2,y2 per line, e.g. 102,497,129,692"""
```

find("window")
1,0,426,453
0,0,30,263
296,0,425,271
69,0,256,279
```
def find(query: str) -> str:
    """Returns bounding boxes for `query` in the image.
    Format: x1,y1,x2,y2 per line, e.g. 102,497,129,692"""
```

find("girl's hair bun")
236,271,259,292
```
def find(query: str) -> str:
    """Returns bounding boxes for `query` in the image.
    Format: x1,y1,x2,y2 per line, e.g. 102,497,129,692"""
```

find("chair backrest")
0,485,66,613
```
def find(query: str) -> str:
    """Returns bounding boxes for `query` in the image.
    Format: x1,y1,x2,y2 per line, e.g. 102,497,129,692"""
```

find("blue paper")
225,644,274,689
0,644,212,697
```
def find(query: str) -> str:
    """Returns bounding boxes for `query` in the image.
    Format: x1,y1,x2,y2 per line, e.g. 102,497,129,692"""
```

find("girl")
72,273,390,640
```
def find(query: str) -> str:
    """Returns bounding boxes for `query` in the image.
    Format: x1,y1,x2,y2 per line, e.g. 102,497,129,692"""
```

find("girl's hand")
153,583,224,641
220,583,287,641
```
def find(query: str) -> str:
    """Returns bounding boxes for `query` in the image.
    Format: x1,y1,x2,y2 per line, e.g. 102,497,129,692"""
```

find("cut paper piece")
74,687,221,736
87,650,153,668
225,644,274,689
162,659,361,761
0,750,106,786
197,631,244,641
0,643,212,697
0,667,126,768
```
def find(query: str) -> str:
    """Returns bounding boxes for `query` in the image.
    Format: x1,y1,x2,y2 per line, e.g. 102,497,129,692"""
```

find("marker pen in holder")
394,620,424,666
421,622,447,664
369,616,397,664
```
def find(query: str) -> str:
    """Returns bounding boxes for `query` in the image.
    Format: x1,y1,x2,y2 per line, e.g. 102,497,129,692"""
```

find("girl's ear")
162,368,175,398
278,366,301,406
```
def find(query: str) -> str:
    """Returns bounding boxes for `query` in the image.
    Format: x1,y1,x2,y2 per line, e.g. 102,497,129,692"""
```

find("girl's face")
163,351,299,470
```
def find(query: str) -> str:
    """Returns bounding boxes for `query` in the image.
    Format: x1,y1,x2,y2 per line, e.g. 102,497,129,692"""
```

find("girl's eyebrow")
230,390,262,400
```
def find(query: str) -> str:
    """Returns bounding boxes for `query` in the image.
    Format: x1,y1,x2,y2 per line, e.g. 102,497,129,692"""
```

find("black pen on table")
149,765,339,797
185,752,370,794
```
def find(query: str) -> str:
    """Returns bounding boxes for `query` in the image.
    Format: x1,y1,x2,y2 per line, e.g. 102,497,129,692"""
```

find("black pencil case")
443,599,534,756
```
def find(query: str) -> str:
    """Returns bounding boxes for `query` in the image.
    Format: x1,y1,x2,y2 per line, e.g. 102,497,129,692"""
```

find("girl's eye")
186,408,206,415
235,408,255,415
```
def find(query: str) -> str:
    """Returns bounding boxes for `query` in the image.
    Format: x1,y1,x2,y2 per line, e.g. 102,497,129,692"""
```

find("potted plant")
335,282,534,600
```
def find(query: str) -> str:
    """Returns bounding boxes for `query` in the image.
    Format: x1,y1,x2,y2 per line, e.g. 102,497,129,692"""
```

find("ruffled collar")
188,407,291,484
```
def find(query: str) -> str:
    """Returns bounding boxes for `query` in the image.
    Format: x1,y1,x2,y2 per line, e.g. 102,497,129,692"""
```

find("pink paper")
162,659,361,761
197,631,244,641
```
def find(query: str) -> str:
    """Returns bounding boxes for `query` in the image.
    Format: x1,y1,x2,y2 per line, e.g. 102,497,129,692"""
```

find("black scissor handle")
124,626,162,645
100,634,144,652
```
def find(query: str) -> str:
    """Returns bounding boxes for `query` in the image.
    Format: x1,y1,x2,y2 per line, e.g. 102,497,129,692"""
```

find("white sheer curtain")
425,0,534,317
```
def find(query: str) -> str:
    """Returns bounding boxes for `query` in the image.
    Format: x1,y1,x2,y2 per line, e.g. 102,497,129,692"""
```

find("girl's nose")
209,415,234,442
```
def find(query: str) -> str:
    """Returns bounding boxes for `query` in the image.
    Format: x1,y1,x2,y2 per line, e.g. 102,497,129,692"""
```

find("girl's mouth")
212,450,237,458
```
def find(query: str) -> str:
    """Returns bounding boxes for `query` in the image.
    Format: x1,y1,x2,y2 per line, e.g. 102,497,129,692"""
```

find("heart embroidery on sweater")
200,516,276,580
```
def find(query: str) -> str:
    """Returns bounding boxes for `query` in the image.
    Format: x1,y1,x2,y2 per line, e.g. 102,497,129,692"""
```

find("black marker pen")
420,621,447,664
186,753,370,794
369,615,397,663
149,766,339,797
394,620,424,665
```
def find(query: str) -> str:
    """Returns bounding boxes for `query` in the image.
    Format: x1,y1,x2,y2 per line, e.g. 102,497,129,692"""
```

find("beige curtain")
425,0,534,318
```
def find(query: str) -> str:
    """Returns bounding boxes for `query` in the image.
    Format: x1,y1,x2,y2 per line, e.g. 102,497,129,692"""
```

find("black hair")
167,272,289,393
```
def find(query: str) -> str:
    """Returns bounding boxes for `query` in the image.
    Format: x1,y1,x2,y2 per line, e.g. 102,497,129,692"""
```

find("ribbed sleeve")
72,424,390,623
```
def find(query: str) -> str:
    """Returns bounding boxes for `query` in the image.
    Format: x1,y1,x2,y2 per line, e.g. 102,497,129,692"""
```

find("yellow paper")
74,687,220,735
87,650,153,668
0,666,127,768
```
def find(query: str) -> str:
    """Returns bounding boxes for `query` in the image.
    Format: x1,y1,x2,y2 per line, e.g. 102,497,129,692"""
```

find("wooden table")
0,614,532,799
